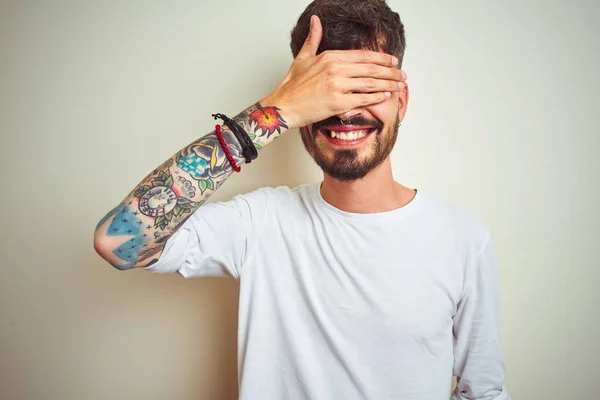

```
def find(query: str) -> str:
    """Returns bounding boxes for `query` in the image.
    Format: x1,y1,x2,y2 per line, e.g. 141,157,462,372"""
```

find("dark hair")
290,0,406,67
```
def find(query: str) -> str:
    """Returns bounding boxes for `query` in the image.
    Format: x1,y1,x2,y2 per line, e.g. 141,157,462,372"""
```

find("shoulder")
236,183,316,204
416,192,492,251
219,183,316,213
229,184,312,203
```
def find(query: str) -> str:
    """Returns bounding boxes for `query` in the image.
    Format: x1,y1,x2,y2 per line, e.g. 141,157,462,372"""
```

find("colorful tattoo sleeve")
95,103,288,269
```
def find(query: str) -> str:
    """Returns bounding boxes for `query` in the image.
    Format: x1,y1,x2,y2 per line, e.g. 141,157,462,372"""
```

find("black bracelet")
237,122,259,160
224,120,253,164
212,113,258,164
227,119,258,161
212,113,252,163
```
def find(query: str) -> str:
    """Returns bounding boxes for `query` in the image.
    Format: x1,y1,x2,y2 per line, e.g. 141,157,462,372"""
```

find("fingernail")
401,70,407,80
310,15,314,29
392,56,399,66
385,92,392,98
398,81,405,89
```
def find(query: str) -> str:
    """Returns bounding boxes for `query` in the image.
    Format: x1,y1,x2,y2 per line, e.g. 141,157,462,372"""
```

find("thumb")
296,15,322,60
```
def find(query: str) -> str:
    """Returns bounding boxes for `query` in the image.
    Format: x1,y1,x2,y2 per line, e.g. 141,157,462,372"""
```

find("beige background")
1,0,598,399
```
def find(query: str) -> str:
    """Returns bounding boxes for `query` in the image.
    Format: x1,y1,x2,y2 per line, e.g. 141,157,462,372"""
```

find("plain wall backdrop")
1,0,598,399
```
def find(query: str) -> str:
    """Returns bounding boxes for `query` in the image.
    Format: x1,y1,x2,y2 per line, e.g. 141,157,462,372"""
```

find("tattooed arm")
94,16,405,270
94,103,288,269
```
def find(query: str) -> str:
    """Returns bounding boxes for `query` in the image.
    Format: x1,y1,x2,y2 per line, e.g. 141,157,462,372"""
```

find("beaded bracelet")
212,113,258,164
215,124,241,173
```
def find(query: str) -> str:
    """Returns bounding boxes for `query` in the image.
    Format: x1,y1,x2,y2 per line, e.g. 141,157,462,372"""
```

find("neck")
320,158,416,214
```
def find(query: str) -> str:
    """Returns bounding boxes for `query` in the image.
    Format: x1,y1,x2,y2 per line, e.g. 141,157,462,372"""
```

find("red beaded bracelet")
215,124,241,173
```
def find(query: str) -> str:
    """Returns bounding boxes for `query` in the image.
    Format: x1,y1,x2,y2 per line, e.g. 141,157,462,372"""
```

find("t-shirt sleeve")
451,235,511,400
143,187,272,279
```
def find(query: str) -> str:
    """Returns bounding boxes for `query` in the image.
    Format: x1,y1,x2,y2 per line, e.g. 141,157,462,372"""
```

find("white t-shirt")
147,184,510,400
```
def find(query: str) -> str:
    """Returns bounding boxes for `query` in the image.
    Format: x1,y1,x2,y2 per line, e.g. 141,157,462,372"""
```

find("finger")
339,77,404,93
296,15,323,60
342,64,407,83
342,92,392,111
328,49,399,67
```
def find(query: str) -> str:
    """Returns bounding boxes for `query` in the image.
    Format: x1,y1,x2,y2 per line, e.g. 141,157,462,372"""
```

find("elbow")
94,205,139,270
93,232,136,271
93,235,118,269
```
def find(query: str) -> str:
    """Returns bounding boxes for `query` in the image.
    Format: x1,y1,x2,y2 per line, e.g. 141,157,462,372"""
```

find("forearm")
94,102,289,270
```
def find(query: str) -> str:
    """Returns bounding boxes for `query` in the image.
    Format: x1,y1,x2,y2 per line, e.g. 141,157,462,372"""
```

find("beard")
300,114,400,182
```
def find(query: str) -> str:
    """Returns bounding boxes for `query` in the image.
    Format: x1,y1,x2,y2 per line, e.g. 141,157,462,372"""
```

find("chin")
314,150,379,182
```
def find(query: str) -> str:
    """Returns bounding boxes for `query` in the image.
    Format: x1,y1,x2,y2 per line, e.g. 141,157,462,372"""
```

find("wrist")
259,93,298,130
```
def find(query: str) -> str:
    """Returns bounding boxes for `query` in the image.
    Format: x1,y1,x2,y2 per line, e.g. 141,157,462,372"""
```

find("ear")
397,84,409,123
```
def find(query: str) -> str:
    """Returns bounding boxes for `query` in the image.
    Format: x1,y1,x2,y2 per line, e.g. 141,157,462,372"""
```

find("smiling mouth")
318,126,378,144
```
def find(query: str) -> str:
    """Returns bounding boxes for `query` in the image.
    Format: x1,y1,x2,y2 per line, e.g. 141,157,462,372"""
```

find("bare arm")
94,16,406,270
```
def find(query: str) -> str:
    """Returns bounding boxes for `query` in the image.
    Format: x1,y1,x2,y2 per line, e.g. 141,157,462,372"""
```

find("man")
94,1,510,399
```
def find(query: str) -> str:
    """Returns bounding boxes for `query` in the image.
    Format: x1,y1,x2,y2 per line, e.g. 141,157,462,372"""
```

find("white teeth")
327,130,371,141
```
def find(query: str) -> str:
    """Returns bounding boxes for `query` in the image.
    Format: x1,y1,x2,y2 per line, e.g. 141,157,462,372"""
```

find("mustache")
312,115,384,133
